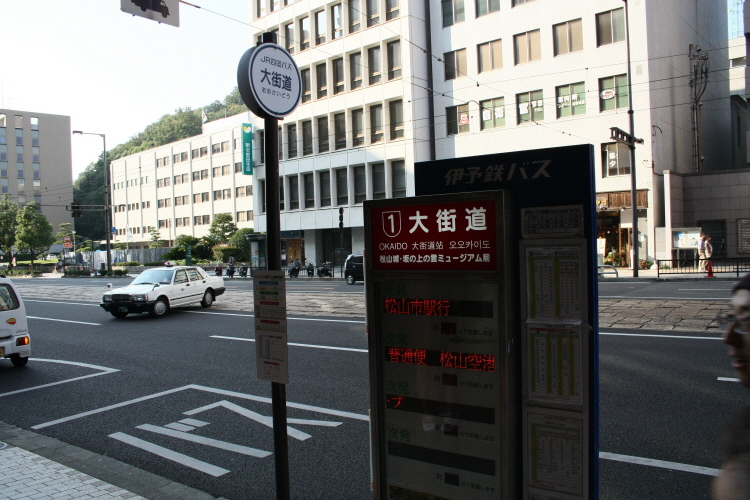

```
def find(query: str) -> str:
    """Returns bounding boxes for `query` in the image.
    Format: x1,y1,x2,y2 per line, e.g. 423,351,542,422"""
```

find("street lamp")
72,130,111,274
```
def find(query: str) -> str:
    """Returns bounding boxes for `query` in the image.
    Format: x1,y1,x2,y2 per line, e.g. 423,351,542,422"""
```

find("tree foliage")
0,195,19,264
148,228,165,249
209,213,238,243
15,203,55,266
55,223,82,247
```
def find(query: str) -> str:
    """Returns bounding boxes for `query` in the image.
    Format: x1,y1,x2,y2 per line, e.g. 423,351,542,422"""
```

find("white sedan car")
100,265,225,319
0,276,30,367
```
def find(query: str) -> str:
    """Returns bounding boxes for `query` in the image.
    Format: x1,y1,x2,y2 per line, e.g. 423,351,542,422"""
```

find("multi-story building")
0,109,74,236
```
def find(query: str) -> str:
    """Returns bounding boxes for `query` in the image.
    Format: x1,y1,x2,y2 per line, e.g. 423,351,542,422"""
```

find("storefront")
596,190,648,267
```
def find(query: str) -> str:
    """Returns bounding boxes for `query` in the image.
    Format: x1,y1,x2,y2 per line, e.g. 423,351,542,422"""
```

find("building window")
366,0,379,27
279,177,284,211
300,16,310,50
269,0,278,12
352,109,364,147
350,52,362,89
387,40,402,79
15,129,23,145
514,29,541,65
17,163,24,178
317,117,330,153
304,173,315,208
478,39,502,73
212,144,221,154
556,82,586,118
301,68,311,103
349,0,361,33
444,49,467,80
370,105,383,143
287,124,298,158
316,63,328,98
386,0,399,20
334,113,346,149
0,145,5,161
353,165,366,203
480,98,505,129
389,100,404,139
333,58,345,94
368,46,382,84
512,0,535,4
371,163,385,199
0,161,6,177
601,142,630,177
0,128,5,145
731,57,747,67
320,171,331,207
31,147,39,163
315,10,326,45
599,74,628,111
33,163,40,180
181,151,188,162
192,148,199,159
16,146,23,162
446,104,470,135
553,19,583,56
597,8,625,47
442,0,465,27
236,186,246,198
336,168,348,205
212,166,221,178
392,160,406,198
517,90,544,123
0,114,5,127
1,178,7,194
258,130,265,163
476,0,499,17
200,146,208,157
235,162,242,173
332,4,343,39
285,23,295,54
237,211,247,222
289,175,299,210
302,120,313,156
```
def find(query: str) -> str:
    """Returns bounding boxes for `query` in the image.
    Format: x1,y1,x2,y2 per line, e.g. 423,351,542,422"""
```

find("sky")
0,0,250,180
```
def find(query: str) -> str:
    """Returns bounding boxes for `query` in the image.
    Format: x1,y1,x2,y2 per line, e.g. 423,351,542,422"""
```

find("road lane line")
109,432,229,477
187,310,365,323
0,359,119,398
600,332,719,340
137,424,272,457
599,452,720,476
211,335,367,352
27,316,101,325
718,377,740,382
25,299,99,306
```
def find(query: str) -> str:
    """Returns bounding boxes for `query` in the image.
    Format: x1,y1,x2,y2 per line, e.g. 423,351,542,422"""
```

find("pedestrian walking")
700,233,713,272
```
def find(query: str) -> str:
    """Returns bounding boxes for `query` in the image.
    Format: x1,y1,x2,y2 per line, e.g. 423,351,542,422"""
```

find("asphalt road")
0,279,742,499
599,280,737,301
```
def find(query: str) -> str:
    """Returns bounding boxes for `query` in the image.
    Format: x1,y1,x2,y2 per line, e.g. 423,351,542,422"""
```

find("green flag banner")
242,123,253,175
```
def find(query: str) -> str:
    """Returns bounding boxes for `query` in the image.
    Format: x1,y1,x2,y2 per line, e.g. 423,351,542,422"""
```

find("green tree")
15,203,55,267
149,228,165,249
0,195,19,267
55,223,82,248
209,213,238,243
113,242,127,250
228,228,255,259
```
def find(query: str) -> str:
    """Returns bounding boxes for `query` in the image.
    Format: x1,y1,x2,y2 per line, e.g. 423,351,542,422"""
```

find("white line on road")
600,332,719,340
678,288,733,291
599,452,720,476
186,310,365,323
0,359,119,398
600,296,728,300
718,377,740,382
109,432,229,477
210,335,368,352
24,299,99,306
137,424,272,458
27,316,101,326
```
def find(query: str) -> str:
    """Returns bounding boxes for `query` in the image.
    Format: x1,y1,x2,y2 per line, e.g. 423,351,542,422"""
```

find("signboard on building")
120,0,180,27
237,43,302,120
242,123,253,175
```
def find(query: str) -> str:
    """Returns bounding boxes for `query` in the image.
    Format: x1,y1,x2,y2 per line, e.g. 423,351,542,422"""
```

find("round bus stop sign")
237,43,301,120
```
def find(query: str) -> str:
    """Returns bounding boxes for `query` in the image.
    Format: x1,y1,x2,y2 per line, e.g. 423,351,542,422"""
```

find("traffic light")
70,202,82,218
339,207,344,231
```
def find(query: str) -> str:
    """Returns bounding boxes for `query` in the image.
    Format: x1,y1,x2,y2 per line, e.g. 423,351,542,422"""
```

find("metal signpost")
237,32,301,500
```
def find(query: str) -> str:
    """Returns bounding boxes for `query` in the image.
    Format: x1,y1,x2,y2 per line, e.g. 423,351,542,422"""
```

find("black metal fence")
656,257,750,277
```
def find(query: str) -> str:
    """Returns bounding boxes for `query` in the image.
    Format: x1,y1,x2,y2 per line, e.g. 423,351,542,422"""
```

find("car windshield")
131,270,173,285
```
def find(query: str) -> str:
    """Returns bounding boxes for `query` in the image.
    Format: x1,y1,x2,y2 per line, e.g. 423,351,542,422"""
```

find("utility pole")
688,45,709,173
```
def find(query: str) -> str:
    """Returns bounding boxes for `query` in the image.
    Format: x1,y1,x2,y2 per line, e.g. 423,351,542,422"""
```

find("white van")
0,277,29,367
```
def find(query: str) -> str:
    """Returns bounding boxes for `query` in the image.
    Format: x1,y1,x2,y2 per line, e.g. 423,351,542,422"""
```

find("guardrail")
656,257,750,277
598,265,619,278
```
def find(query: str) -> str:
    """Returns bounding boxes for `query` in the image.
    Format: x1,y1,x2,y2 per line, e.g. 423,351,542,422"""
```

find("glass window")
480,97,505,129
300,17,310,50
16,146,23,162
442,0,465,27
387,40,402,79
1,178,7,194
15,128,23,145
17,178,25,194
350,52,362,89
320,170,331,207
444,49,467,80
334,113,346,149
32,163,40,180
332,4,343,39
285,23,295,53
0,127,5,145
14,116,22,128
478,39,502,73
289,175,299,210
556,82,586,118
315,10,326,45
597,8,625,46
0,114,5,127
366,0,379,27
370,105,383,143
554,19,583,56
389,100,404,139
599,74,628,111
352,109,364,147
476,0,499,17
386,0,399,20
0,145,5,161
392,160,406,198
517,90,544,123
349,0,361,33
336,168,348,205
318,117,330,152
354,165,366,203
368,46,382,84
17,163,24,178
372,163,386,199
333,58,345,94
32,147,39,163
287,124,298,158
0,161,6,177
269,0,278,12
279,177,284,211
316,63,328,98
512,0,535,5
302,120,313,156
601,142,630,177
304,173,315,208
446,104,470,135
301,68,311,103
514,29,541,64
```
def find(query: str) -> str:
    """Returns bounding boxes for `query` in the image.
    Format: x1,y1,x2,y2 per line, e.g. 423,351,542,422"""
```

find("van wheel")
346,274,355,285
10,354,28,368
201,290,214,308
149,297,169,317
111,311,128,319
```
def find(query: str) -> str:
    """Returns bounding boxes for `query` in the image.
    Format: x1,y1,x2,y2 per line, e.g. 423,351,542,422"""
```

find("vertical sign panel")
253,271,288,384
242,123,253,175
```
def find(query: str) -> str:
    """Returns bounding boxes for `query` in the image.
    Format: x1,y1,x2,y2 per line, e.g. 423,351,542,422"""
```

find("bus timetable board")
365,191,520,500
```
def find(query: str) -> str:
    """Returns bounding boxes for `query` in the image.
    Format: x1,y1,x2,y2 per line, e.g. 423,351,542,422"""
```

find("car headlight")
103,295,112,302
133,294,147,302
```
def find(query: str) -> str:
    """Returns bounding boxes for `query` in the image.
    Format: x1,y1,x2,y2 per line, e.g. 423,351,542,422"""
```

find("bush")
213,246,241,263
64,269,91,277
162,247,185,260
3,269,42,277
144,261,166,267
115,261,141,266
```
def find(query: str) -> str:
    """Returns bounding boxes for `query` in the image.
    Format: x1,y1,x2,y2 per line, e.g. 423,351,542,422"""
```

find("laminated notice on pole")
253,271,289,384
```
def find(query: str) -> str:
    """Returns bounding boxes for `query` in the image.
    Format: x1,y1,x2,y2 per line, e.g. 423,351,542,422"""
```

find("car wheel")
10,354,28,368
111,310,129,319
149,297,169,318
346,274,355,285
201,290,214,308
